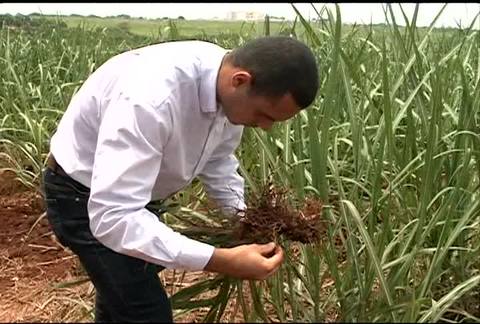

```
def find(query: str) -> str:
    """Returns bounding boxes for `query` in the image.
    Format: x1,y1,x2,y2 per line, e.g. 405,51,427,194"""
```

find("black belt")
47,154,69,177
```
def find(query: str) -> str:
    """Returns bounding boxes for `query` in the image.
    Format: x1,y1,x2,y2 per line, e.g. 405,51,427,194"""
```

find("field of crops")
1,3,480,322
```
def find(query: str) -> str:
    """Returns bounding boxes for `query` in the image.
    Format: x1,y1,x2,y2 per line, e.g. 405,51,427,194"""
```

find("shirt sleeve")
87,93,215,271
197,123,247,216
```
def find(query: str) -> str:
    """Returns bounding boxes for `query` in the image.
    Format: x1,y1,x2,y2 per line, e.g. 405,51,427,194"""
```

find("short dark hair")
227,36,319,109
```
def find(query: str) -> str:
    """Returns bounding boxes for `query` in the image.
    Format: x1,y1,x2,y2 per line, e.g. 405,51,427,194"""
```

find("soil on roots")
234,184,327,245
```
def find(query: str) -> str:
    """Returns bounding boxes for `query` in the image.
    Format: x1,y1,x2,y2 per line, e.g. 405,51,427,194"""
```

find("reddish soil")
0,192,80,285
0,170,84,321
0,172,79,279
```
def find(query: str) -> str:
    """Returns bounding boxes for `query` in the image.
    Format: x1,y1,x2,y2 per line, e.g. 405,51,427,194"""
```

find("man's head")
216,36,319,130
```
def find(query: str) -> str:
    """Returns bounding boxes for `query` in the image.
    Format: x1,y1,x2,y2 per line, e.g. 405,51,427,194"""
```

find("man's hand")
204,242,284,280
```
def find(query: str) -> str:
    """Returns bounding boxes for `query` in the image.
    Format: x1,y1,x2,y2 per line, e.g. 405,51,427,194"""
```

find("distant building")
226,11,265,21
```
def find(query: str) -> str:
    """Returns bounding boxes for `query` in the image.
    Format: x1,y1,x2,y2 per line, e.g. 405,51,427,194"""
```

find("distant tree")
177,16,185,20
117,14,131,19
88,14,100,18
0,13,67,30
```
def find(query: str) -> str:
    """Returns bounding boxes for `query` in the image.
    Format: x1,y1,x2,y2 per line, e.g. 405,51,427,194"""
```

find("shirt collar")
199,50,228,113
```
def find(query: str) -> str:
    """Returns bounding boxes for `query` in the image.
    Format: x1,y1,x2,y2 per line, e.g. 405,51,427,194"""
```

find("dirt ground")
0,170,245,323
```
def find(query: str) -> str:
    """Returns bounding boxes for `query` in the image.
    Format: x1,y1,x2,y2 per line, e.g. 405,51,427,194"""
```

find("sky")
0,3,479,28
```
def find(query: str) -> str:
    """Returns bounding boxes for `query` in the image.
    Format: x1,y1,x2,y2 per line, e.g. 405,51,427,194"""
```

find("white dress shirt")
50,40,246,271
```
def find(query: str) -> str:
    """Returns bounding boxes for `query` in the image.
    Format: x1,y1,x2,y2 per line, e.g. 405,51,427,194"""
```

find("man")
42,36,319,322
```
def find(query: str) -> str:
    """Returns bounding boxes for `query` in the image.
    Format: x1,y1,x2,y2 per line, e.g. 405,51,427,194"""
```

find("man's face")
221,82,300,131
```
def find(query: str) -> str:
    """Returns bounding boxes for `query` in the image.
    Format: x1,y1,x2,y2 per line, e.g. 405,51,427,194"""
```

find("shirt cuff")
219,199,247,217
176,237,216,271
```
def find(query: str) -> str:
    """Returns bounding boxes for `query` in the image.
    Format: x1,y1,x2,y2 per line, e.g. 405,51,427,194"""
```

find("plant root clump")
232,185,327,246
160,183,328,248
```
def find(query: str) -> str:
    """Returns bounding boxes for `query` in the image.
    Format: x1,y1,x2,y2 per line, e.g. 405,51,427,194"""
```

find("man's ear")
231,71,252,88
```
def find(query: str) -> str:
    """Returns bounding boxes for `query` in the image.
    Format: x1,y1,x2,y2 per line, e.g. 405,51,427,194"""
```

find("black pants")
42,167,173,323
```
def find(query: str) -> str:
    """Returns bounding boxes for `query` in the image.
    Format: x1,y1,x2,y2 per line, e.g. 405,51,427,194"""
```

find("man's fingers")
270,246,284,264
258,242,276,256
265,246,284,268
261,247,284,279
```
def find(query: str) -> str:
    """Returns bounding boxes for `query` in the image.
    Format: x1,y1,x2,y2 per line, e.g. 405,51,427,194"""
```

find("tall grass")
1,3,480,322
236,3,480,322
